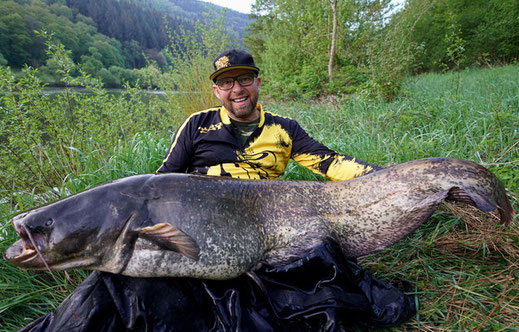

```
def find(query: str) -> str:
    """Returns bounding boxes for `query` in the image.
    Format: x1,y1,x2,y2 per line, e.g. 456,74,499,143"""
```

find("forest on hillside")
0,0,517,97
0,0,247,87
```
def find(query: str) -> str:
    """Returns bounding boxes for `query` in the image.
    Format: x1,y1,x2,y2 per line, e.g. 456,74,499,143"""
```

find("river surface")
43,87,168,95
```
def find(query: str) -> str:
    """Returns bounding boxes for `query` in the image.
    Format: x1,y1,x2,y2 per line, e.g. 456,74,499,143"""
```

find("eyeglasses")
215,74,257,90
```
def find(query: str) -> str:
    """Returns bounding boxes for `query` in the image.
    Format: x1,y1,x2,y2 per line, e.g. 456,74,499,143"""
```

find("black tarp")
19,241,416,331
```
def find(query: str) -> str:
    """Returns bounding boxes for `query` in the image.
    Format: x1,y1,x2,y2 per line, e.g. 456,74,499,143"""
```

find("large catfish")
4,158,515,279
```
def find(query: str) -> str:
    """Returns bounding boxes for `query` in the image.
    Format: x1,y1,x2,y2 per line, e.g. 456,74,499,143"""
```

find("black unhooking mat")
19,241,416,331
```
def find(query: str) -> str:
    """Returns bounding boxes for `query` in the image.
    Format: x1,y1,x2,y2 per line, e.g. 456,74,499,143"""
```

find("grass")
1,64,518,331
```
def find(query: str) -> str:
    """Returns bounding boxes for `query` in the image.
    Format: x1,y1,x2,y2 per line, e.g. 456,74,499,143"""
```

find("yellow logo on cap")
215,56,231,70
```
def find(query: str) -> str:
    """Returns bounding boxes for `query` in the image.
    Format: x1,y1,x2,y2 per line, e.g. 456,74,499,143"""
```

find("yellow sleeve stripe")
219,107,231,124
292,154,374,181
292,154,328,177
257,103,266,127
326,156,374,181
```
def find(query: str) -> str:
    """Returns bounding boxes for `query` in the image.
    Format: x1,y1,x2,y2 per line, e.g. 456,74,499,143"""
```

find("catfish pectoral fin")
140,223,200,261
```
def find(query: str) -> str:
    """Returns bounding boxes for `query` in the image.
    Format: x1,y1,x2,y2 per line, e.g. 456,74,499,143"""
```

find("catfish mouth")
4,220,47,268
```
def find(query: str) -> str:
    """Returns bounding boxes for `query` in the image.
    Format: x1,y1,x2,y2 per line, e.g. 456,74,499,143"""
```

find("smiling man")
157,49,380,181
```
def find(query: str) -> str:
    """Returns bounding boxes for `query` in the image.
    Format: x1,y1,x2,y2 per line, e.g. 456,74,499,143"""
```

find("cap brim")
210,66,260,81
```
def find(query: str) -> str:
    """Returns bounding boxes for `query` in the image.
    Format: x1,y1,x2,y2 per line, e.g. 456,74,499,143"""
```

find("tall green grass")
1,65,518,331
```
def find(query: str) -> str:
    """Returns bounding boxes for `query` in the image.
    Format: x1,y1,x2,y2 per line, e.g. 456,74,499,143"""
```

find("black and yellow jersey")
157,104,379,180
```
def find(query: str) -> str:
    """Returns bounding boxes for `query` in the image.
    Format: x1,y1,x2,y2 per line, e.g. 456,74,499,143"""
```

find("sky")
203,0,405,15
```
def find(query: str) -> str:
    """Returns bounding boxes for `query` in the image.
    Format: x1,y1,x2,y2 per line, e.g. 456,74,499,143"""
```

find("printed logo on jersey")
198,123,223,134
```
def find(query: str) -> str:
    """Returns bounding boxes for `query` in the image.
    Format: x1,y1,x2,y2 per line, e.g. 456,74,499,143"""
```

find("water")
43,87,168,95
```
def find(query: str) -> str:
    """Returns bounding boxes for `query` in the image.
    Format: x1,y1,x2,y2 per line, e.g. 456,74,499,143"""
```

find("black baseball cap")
210,49,260,81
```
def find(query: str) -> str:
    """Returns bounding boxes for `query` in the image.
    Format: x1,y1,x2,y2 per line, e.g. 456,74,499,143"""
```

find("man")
20,50,415,332
157,49,379,181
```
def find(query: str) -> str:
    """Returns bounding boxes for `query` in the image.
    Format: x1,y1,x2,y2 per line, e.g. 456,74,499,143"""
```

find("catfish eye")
45,218,54,227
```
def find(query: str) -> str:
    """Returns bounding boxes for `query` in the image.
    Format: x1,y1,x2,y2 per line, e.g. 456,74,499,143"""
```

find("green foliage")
248,0,340,99
0,53,7,66
66,0,168,50
248,0,517,100
441,13,466,99
0,2,32,67
159,11,233,119
0,132,168,332
139,0,248,44
247,0,427,101
0,38,173,196
276,68,518,331
0,0,244,89
0,0,142,88
361,0,428,101
0,0,249,77
89,39,126,69
65,0,248,52
443,13,466,70
36,31,78,87
79,54,103,77
404,0,519,72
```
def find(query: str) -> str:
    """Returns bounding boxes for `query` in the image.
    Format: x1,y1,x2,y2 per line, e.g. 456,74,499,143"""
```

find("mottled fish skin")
323,158,514,257
4,158,514,279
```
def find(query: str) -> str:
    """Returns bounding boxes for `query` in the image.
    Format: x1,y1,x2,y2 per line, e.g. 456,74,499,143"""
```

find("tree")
0,1,32,67
247,0,394,98
248,0,339,97
1,13,32,67
328,0,338,83
0,53,7,66
403,0,519,71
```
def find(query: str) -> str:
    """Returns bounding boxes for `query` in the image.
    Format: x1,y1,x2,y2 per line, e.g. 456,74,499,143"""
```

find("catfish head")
4,175,151,273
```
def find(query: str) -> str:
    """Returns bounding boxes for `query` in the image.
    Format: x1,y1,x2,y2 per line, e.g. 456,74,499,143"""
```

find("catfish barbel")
4,158,514,279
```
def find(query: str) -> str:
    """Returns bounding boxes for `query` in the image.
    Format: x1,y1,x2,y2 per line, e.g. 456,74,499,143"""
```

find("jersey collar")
220,103,265,127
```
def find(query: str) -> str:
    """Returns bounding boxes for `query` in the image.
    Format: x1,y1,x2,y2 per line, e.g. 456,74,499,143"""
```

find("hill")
66,0,249,50
0,0,249,70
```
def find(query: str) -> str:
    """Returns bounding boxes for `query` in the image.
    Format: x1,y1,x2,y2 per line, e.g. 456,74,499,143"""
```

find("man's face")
213,69,261,122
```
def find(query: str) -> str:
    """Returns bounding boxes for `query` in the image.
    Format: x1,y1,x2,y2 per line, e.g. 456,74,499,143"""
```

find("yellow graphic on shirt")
204,119,374,180
293,154,373,181
198,123,223,134
206,124,292,179
327,156,374,180
159,107,221,170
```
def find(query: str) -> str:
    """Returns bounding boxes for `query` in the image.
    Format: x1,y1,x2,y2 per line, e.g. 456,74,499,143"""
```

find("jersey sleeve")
156,117,195,173
290,122,381,181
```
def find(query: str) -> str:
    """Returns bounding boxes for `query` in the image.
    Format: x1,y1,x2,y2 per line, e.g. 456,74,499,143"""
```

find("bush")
0,59,172,195
325,65,367,95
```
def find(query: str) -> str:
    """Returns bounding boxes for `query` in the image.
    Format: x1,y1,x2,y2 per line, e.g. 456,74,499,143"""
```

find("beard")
223,91,260,121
